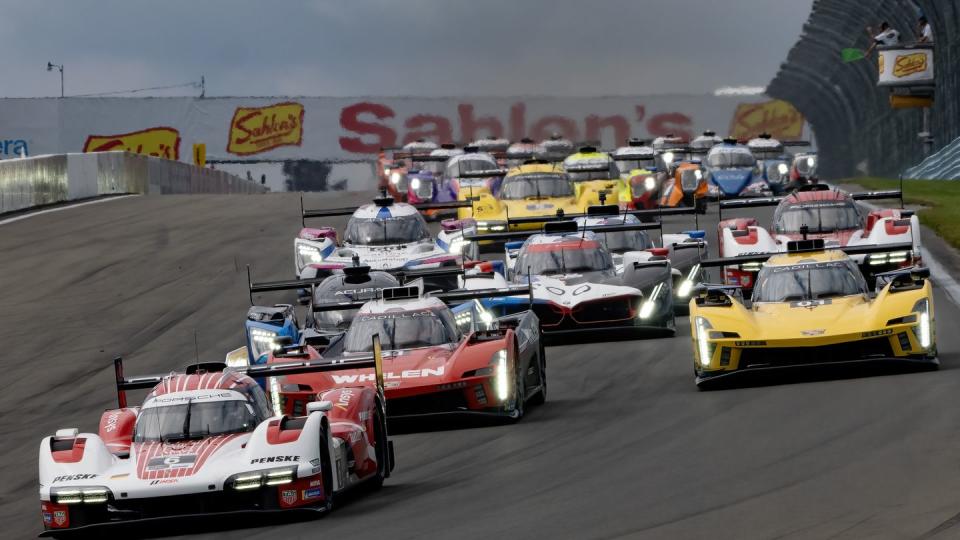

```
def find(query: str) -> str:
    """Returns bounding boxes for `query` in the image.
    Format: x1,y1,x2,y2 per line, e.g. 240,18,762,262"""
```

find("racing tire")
529,342,547,406
508,346,526,422
318,422,335,512
695,197,708,215
370,403,388,489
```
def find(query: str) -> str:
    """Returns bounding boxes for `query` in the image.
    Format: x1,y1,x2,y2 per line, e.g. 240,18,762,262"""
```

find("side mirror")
307,401,333,414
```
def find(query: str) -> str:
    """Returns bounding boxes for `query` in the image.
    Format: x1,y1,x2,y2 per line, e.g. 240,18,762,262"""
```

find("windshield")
343,308,458,352
707,149,756,169
594,229,654,254
775,203,860,234
500,173,574,199
752,260,867,302
344,215,430,246
446,157,499,178
614,158,655,172
518,241,614,275
134,399,258,442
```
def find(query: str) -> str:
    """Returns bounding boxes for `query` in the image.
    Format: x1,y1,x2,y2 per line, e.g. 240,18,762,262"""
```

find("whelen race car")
689,238,937,388
38,350,393,534
463,217,680,340
716,184,920,290
268,282,546,421
294,195,467,281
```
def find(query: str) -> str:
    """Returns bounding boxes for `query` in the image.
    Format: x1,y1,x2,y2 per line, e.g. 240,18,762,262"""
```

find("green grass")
845,177,960,249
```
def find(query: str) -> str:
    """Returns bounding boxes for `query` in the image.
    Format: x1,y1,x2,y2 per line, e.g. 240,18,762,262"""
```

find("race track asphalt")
2,192,960,540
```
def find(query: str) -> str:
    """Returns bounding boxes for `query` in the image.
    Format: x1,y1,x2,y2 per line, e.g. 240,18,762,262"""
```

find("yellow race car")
689,238,936,388
562,146,632,208
458,161,586,232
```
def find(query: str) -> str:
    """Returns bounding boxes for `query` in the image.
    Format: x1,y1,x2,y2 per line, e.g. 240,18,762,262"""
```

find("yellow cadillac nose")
562,147,631,208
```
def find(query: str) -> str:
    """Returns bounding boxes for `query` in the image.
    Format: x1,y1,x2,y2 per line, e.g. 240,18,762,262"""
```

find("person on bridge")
865,21,900,57
916,16,933,43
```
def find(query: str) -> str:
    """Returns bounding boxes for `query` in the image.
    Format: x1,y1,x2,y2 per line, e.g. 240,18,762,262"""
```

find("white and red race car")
716,184,921,289
38,352,392,535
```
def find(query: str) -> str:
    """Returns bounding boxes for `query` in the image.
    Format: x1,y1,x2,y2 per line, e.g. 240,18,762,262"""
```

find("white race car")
38,353,392,534
295,195,468,285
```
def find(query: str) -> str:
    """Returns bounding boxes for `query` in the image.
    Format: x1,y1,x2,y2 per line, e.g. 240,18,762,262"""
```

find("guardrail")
767,0,955,179
0,151,267,214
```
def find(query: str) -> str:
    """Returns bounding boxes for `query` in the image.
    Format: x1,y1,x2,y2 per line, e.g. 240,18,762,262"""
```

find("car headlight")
694,169,703,181
677,264,700,298
777,163,789,175
639,283,664,319
644,176,656,191
249,328,280,363
51,486,110,505
914,298,932,349
694,317,713,367
227,466,297,491
868,250,910,266
662,151,675,165
476,221,506,232
269,376,283,417
492,349,509,402
296,244,324,269
411,177,421,190
390,172,402,185
449,238,465,255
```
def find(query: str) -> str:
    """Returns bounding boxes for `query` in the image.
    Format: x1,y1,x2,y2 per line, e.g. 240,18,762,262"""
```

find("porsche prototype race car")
689,238,937,387
716,184,920,290
269,283,545,421
294,195,469,281
703,138,768,198
38,351,393,534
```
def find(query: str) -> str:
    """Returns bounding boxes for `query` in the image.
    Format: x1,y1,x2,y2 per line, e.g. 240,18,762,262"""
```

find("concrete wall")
0,151,266,213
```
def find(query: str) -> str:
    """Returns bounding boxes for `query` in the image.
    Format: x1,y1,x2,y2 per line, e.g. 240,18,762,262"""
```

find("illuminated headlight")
678,264,700,298
662,151,675,165
411,177,421,190
869,251,910,266
694,317,713,367
265,468,296,486
644,176,656,191
887,251,909,264
269,376,282,417
915,299,932,349
694,169,703,181
806,156,815,168
383,167,390,176
449,238,465,255
477,221,506,232
493,349,509,402
297,244,324,268
390,172,402,185
52,487,110,505
250,328,279,349
639,283,663,319
740,262,763,272
777,163,789,175
228,467,297,491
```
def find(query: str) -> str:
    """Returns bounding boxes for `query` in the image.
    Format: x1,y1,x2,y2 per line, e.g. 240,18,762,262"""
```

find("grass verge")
844,177,960,250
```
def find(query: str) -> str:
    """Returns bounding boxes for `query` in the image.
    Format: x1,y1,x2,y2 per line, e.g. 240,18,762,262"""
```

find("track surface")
3,193,960,540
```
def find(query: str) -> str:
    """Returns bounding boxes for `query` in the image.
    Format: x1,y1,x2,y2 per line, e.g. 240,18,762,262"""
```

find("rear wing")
505,206,698,227
311,285,533,313
113,334,387,409
300,193,471,223
696,241,916,269
718,183,904,219
462,220,662,244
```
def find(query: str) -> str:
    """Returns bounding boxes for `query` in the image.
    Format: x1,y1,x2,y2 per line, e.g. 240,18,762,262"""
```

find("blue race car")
703,137,769,198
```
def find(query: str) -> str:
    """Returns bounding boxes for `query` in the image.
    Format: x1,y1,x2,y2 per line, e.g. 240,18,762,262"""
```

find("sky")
0,0,813,98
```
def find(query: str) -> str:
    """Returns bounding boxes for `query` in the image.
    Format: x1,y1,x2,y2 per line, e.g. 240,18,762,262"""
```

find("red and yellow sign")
227,101,304,156
83,127,181,160
729,99,804,141
893,52,927,78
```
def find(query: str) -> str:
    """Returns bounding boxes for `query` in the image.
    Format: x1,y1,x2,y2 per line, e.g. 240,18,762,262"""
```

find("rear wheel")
370,403,388,489
318,423,334,512
529,343,547,406
508,346,526,421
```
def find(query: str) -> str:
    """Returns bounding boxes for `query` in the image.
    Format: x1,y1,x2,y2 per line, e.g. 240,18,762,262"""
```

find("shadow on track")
698,361,941,391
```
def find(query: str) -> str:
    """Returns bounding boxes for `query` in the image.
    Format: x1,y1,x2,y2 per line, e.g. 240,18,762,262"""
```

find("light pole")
46,62,64,98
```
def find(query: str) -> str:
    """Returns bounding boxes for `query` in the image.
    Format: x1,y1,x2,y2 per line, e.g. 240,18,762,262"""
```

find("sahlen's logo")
227,102,304,156
893,52,927,78
729,100,804,140
83,127,181,160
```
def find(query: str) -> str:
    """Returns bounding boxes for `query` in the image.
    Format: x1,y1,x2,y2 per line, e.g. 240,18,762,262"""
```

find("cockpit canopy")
344,214,431,246
752,259,868,303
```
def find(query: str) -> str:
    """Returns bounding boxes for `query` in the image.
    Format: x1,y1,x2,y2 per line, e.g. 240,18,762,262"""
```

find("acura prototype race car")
38,351,393,534
689,238,937,388
268,282,546,421
716,184,920,290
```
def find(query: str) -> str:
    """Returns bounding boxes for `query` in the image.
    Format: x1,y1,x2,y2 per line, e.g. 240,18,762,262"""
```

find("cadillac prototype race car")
463,216,688,340
716,184,920,290
38,350,393,534
268,282,546,421
294,195,468,282
689,238,937,388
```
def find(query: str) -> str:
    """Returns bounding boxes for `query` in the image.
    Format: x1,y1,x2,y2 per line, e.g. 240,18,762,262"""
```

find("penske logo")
331,366,444,385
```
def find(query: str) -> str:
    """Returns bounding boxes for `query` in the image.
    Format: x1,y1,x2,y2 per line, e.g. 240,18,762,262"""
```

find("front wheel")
317,423,335,512
370,403,388,489
529,343,547,406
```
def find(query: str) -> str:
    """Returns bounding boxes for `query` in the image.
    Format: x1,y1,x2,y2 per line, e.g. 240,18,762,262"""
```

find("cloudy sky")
0,0,812,98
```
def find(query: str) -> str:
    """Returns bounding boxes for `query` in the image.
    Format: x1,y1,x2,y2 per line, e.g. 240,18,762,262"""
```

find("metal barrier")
767,0,955,179
0,151,266,214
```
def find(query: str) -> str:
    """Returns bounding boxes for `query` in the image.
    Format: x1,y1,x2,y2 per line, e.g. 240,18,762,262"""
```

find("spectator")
917,16,933,43
866,22,900,56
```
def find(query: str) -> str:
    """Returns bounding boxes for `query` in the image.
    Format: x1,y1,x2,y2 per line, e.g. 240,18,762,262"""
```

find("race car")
468,136,510,155
454,160,587,232
406,144,465,218
445,147,507,203
689,238,937,388
463,218,680,341
38,351,393,534
539,134,574,161
716,184,920,290
612,138,662,210
562,146,632,208
269,282,546,421
504,138,544,169
656,134,715,212
790,151,819,187
746,133,809,195
377,139,439,200
703,138,768,198
294,195,468,281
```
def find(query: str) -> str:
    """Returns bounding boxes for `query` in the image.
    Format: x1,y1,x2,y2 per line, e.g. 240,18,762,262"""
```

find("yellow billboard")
227,101,304,156
83,126,181,160
728,99,804,141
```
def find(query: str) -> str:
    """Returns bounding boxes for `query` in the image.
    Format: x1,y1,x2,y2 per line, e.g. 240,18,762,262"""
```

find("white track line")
0,195,137,226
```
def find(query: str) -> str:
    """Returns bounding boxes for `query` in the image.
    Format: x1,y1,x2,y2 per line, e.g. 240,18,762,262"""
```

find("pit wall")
0,151,266,214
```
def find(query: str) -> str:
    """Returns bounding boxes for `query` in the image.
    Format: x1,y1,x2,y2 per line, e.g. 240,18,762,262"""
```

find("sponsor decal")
862,329,894,338
42,512,52,524
334,388,355,411
102,411,121,432
150,392,233,403
53,510,67,527
52,474,97,482
309,458,321,467
147,454,197,471
893,53,927,78
331,366,444,385
227,101,304,155
734,340,767,347
250,455,300,465
789,299,832,308
281,489,298,505
83,126,181,160
303,487,323,500
149,478,178,485
0,138,28,158
801,329,826,336
729,99,804,141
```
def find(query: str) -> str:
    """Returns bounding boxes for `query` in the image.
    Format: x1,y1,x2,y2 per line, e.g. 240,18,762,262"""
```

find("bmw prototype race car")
703,138,768,198
294,195,468,282
716,184,921,290
464,217,682,341
689,238,937,388
38,351,393,534
269,282,545,421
